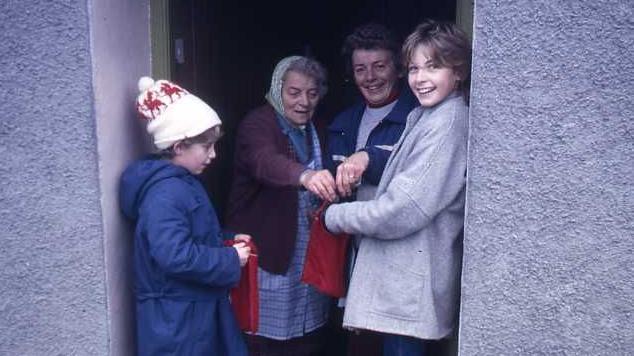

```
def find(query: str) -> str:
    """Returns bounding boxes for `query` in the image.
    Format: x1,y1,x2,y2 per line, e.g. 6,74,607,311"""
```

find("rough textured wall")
90,0,151,354
0,0,109,355
460,1,633,355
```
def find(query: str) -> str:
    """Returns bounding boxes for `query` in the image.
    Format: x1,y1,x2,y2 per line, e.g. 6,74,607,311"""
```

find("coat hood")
119,155,190,220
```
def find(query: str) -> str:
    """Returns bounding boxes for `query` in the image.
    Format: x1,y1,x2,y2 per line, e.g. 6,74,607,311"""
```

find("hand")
300,169,337,202
234,234,251,243
232,242,251,267
336,151,369,197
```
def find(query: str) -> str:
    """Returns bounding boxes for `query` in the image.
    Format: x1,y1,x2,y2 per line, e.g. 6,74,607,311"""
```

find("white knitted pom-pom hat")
135,77,221,149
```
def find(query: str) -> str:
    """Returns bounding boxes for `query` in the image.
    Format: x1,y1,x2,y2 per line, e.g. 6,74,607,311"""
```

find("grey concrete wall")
0,1,109,354
0,0,151,354
460,1,633,355
90,0,151,355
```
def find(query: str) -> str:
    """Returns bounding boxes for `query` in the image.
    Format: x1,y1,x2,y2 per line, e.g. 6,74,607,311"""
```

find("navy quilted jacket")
324,87,418,186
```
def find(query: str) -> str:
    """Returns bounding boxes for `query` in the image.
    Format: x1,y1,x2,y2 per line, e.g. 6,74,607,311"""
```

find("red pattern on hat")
137,80,190,121
160,82,185,103
139,91,165,120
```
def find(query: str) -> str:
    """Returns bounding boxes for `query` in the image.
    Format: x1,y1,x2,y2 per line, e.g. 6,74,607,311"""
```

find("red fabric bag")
301,202,350,298
224,239,259,333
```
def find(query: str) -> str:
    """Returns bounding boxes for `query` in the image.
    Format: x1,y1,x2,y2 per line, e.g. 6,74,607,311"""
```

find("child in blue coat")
120,77,250,355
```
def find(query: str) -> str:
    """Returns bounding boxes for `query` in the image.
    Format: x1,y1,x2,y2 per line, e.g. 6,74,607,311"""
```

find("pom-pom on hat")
136,77,221,149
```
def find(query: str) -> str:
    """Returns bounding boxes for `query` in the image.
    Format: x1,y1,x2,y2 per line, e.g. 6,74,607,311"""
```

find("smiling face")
281,70,320,127
351,49,399,106
407,44,460,108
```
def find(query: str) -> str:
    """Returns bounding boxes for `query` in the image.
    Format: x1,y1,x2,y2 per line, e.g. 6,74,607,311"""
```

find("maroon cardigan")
226,104,325,274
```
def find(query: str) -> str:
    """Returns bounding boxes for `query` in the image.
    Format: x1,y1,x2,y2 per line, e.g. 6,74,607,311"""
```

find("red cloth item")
301,202,350,297
224,239,259,333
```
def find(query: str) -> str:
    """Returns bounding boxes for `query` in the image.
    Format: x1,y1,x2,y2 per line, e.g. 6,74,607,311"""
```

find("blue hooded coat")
119,156,247,355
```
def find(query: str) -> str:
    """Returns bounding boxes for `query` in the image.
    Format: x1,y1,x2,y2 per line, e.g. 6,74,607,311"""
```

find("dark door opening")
165,1,462,354
168,0,457,219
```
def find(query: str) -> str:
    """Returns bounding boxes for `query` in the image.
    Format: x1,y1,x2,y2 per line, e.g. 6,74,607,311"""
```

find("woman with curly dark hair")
324,23,419,356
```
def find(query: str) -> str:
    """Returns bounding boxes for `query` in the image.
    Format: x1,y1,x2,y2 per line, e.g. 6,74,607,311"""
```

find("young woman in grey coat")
324,21,472,356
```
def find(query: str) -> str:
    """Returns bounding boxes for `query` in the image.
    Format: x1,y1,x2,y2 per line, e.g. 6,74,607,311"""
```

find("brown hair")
402,20,472,101
342,23,401,75
158,126,223,158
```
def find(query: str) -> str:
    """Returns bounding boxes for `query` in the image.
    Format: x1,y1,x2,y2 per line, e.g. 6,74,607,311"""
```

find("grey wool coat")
325,93,468,340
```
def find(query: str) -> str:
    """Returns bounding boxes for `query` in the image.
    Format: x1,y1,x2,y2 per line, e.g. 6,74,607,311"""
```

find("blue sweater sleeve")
361,145,391,186
322,143,337,177
221,230,237,240
142,190,241,288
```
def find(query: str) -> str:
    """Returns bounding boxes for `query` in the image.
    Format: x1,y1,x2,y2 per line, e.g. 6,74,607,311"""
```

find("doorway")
147,1,470,355
154,0,469,218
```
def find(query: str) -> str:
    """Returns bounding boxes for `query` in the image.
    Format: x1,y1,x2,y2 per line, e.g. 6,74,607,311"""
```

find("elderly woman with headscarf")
226,56,336,355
